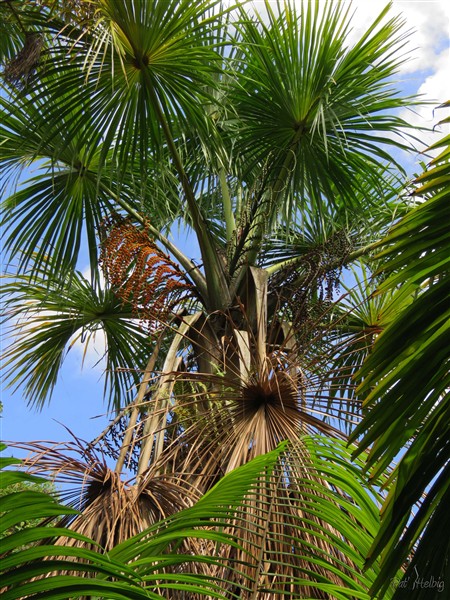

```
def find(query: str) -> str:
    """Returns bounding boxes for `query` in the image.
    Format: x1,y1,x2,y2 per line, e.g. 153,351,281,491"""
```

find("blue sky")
1,0,449,460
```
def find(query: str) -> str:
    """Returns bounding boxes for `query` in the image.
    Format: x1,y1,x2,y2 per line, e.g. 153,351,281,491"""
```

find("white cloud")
345,1,448,70
391,1,450,74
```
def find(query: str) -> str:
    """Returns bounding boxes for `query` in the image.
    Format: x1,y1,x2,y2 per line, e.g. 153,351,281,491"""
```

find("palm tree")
1,0,427,597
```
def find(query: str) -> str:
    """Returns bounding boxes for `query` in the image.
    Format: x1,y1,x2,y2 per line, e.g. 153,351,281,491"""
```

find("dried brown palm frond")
10,437,199,553
7,437,224,595
3,31,44,88
131,301,356,487
151,368,346,495
90,256,373,486
93,274,363,488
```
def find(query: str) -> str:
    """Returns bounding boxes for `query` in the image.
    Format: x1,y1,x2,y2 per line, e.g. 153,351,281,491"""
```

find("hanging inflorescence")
269,229,353,342
99,216,193,328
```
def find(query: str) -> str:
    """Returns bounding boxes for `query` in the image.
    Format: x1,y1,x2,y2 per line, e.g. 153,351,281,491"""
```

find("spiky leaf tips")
351,105,450,598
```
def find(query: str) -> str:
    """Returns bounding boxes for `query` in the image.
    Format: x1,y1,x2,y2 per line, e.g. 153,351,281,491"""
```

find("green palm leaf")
0,90,191,282
1,266,151,410
228,1,418,216
323,262,414,413
350,105,450,596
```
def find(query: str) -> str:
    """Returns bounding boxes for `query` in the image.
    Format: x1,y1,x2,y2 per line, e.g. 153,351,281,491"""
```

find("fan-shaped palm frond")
315,262,415,418
227,1,419,217
0,90,192,282
1,265,152,409
3,0,226,178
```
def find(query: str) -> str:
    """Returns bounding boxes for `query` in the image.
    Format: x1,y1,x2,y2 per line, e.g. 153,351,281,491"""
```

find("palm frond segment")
1,266,151,410
350,107,450,596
